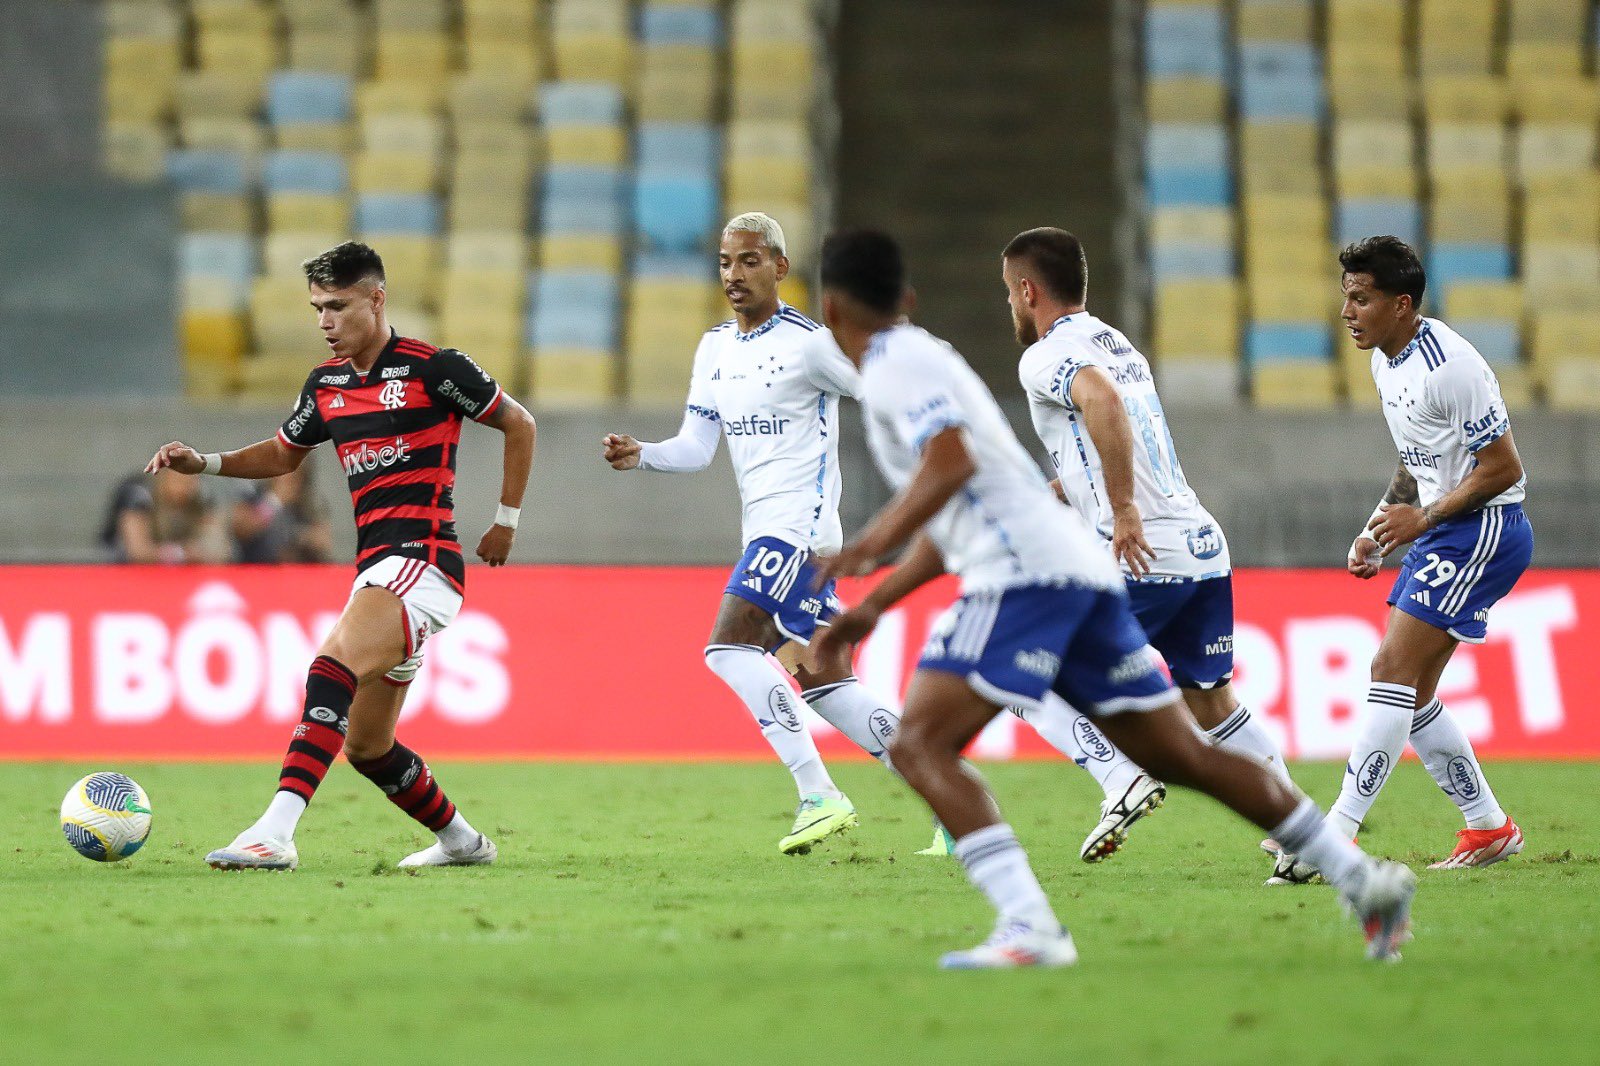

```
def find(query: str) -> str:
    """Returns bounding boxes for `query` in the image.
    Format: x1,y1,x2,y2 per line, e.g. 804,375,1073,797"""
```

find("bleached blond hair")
722,212,787,258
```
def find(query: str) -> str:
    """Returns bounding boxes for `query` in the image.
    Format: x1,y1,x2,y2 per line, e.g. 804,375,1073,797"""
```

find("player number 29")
1412,553,1457,587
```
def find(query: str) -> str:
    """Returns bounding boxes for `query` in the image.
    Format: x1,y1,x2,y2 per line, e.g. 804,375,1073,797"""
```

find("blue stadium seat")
180,233,256,284
1336,198,1422,246
540,166,628,234
1147,164,1232,207
1452,319,1520,364
1145,7,1227,79
635,175,718,253
167,150,249,193
1147,124,1230,169
1245,322,1331,362
263,150,348,194
640,5,722,45
266,72,352,125
528,271,620,349
637,251,710,278
541,82,626,126
1238,43,1323,120
542,165,627,204
1429,243,1514,287
1151,240,1235,280
354,193,441,235
637,122,720,176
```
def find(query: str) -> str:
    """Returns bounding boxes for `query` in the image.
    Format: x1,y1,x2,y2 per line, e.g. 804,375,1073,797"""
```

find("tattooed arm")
1383,463,1419,506
1348,462,1416,579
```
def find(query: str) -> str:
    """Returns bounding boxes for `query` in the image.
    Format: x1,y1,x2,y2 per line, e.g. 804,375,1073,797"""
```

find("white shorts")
351,556,463,685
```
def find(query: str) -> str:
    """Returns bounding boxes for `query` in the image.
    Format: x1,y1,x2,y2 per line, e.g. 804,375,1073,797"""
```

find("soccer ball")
60,772,153,862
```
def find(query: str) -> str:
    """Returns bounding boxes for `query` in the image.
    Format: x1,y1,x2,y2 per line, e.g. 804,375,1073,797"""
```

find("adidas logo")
1412,589,1431,607
329,393,346,409
742,576,762,590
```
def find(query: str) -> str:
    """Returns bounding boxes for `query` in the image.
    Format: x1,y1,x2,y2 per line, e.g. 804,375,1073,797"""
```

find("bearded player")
146,241,536,871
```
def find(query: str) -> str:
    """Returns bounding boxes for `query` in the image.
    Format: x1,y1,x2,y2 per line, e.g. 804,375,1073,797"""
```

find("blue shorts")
918,582,1176,718
724,536,843,648
1126,575,1234,689
1387,503,1532,643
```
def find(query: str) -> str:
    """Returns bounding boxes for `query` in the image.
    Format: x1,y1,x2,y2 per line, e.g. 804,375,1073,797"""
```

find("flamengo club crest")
379,380,408,410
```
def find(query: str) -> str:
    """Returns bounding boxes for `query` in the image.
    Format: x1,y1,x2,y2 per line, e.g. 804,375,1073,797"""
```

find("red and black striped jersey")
277,330,504,589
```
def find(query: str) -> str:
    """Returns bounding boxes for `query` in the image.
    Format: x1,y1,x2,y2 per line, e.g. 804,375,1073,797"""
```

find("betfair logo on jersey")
1399,445,1442,469
724,413,790,436
381,365,411,379
341,436,411,476
438,379,481,414
1462,407,1500,437
1013,648,1061,679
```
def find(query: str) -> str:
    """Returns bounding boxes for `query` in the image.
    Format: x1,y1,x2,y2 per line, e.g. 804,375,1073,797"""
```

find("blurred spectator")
102,468,230,564
230,464,333,563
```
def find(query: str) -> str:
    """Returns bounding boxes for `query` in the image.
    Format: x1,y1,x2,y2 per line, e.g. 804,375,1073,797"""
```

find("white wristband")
201,453,223,475
1360,502,1385,539
494,503,520,529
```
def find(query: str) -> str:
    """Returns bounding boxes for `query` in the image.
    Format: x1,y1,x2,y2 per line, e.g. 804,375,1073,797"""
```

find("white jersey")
858,323,1121,594
1373,318,1525,509
679,304,857,552
1019,313,1230,580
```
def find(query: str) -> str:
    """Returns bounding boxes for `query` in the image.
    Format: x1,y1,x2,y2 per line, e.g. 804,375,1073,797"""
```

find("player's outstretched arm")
1070,366,1154,577
811,533,945,671
604,411,721,473
475,395,536,566
144,437,306,479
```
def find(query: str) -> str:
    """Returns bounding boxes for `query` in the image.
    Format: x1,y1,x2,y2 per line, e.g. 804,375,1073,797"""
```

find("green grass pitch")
3,759,1596,1064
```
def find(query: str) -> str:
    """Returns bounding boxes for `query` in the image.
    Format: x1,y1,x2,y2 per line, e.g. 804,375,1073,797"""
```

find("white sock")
1206,703,1294,788
705,644,838,799
1410,697,1508,830
1272,797,1366,891
800,677,899,769
1013,692,1141,799
1329,682,1415,836
436,810,481,852
952,823,1059,932
252,790,308,841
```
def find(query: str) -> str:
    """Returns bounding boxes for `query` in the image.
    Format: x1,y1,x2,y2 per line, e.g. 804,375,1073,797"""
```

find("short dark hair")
1003,227,1088,305
303,241,385,290
1339,236,1425,305
819,229,905,314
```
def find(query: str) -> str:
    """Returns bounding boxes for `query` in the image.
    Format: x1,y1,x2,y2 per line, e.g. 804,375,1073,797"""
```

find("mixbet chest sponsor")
342,436,410,476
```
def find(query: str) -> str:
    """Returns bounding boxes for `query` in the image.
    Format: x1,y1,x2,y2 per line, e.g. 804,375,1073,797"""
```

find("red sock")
278,655,357,803
349,742,458,832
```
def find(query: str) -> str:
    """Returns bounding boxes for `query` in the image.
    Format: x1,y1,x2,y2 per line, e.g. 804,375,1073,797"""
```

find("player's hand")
1369,503,1429,558
812,539,879,586
1111,505,1155,579
1347,534,1383,579
477,523,515,566
809,604,882,670
145,441,205,475
602,433,642,470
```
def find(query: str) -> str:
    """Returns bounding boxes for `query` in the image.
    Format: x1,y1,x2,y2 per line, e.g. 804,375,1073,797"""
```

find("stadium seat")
641,4,721,45
528,270,620,351
354,193,442,235
1429,243,1514,287
265,192,349,234
1251,360,1340,408
1333,121,1417,198
263,230,343,278
1335,198,1421,246
356,78,447,121
635,176,718,254
1237,43,1323,121
104,122,171,182
1506,41,1583,82
1144,5,1227,80
267,71,351,126
250,276,318,353
368,237,442,307
639,45,719,121
538,234,624,272
1514,77,1600,125
1153,279,1240,361
181,232,256,286
263,150,347,194
448,231,528,273
1236,0,1315,42
182,192,254,234
1432,191,1511,244
167,149,250,194
1146,77,1228,123
1516,124,1597,179
530,348,615,405
1443,281,1523,324
540,165,627,236
1146,125,1232,207
1417,0,1496,75
1523,244,1600,291
352,150,439,194
1523,173,1600,243
285,31,365,76
1251,275,1329,323
449,76,533,124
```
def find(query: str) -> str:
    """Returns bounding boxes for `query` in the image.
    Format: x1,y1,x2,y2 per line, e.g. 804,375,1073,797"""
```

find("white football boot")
1264,850,1324,886
398,832,498,868
206,836,299,871
939,920,1079,970
1080,774,1166,862
1342,859,1417,962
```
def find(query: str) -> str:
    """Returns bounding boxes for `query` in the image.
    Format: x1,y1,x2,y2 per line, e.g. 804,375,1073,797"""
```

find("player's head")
819,229,906,345
719,212,789,318
1002,228,1089,346
1339,235,1425,353
303,241,387,359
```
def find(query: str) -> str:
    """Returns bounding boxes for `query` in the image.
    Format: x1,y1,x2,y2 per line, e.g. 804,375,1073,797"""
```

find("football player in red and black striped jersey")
146,242,536,871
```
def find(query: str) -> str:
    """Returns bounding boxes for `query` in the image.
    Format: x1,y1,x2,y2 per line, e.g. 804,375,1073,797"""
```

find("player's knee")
342,734,390,763
1369,645,1420,687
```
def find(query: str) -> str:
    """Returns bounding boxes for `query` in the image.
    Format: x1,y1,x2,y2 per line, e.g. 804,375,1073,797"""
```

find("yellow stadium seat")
352,150,439,194
725,156,809,207
447,231,528,272
1493,363,1536,409
1251,362,1339,408
1420,76,1505,123
1151,207,1233,246
450,75,534,123
454,122,538,159
105,65,175,123
374,0,451,31
180,116,267,163
537,235,624,273
106,0,183,39
1244,239,1332,279
1241,194,1329,237
1327,0,1404,42
285,31,365,76
1523,181,1600,244
251,276,318,352
628,335,705,404
183,192,256,233
1514,77,1600,124
191,0,276,33
440,271,525,345
184,309,250,367
1515,124,1597,179
779,277,811,314
1251,275,1330,323
552,0,631,33
450,190,528,230
239,353,320,401
1326,67,1409,121
375,31,455,80
463,0,539,36
545,125,627,166
725,118,804,160
264,229,343,278
728,83,809,123
531,349,615,405
356,78,445,120
1425,123,1507,171
274,122,355,152
730,41,814,96
1153,279,1240,361
360,112,447,156
363,237,441,306
1416,0,1496,75
1508,0,1589,39
195,30,280,81
105,34,182,82
1444,281,1523,322
1333,121,1417,198
1431,194,1511,243
1339,346,1380,407
1544,359,1600,410
450,152,535,199
1235,1,1314,42
629,277,722,325
280,0,359,31
1530,312,1600,370
1506,41,1584,82
175,71,261,121
1525,244,1600,292
384,304,440,343
103,122,170,181
553,34,634,86
731,0,811,40
1240,122,1318,174
462,38,544,87
1429,165,1509,201
638,45,718,122
184,275,248,313
266,192,350,233
1145,77,1227,123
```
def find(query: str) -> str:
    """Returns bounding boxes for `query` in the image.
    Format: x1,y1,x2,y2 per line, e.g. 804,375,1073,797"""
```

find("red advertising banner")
0,565,1594,760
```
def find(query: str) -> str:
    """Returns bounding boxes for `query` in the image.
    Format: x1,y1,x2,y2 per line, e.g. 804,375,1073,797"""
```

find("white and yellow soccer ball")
60,773,153,862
